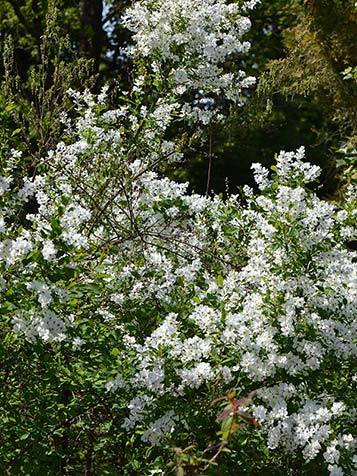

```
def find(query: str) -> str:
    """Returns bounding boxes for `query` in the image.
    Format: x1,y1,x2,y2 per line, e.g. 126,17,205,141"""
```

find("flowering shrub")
1,0,356,474
2,131,356,474
123,0,257,99
123,0,259,124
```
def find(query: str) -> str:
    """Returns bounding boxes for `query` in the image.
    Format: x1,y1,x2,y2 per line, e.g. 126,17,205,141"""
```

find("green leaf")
11,128,22,137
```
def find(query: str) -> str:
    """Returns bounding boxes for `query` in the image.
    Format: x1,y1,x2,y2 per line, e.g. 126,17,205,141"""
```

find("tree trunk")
79,0,103,70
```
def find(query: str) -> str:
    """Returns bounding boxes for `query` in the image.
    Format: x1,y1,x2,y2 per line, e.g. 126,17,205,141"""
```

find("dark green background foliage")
0,0,356,193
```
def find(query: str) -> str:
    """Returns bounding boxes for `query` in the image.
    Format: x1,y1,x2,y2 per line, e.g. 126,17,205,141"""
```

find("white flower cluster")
12,309,67,342
0,168,92,343
141,410,178,446
123,0,259,120
93,150,355,473
255,384,351,466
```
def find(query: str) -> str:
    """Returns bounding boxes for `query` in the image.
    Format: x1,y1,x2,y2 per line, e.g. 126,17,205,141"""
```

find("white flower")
42,240,57,261
141,411,177,446
0,176,12,194
327,465,343,476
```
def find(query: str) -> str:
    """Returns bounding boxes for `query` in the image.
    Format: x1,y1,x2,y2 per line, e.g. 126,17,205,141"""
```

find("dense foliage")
0,0,356,475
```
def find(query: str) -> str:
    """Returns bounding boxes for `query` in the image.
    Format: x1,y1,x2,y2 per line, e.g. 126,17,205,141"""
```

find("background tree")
1,0,355,194
256,0,357,196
